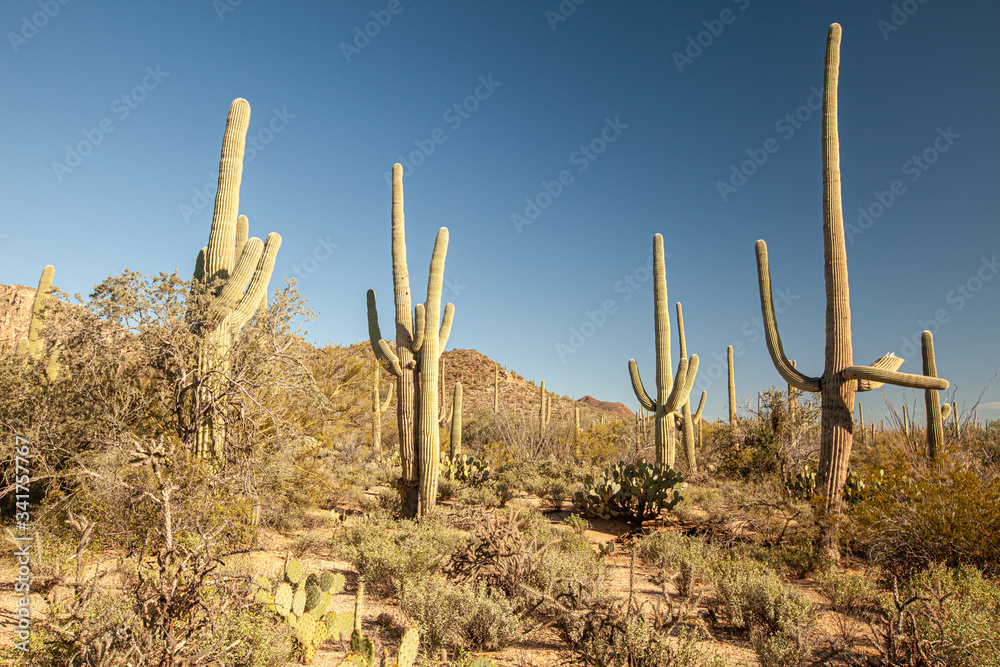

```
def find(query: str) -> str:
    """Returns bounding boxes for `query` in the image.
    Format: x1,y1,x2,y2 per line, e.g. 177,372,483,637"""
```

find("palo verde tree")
754,24,948,558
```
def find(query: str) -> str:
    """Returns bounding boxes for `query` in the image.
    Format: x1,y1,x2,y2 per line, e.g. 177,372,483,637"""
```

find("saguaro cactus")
450,382,463,459
727,345,736,428
191,98,281,459
754,25,948,557
628,233,699,467
367,164,454,517
16,265,60,381
493,364,499,413
539,381,547,428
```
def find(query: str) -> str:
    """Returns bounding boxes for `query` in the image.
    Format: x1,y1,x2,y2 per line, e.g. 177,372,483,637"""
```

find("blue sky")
2,1,998,423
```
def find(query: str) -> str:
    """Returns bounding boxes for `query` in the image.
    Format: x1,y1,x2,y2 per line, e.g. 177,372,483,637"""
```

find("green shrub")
708,555,814,637
848,452,1000,575
333,513,463,595
635,530,712,598
873,563,1000,667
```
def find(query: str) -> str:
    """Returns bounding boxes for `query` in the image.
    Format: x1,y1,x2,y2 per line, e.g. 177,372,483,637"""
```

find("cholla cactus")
628,234,699,467
191,98,281,459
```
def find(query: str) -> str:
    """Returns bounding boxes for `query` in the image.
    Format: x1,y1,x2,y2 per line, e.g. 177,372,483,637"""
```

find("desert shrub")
437,475,461,500
636,530,712,598
560,599,726,667
872,563,1000,667
708,554,815,638
574,421,633,465
397,574,523,654
848,451,1000,576
455,485,500,507
333,512,463,595
564,512,590,534
815,566,882,618
751,626,813,667
445,506,603,617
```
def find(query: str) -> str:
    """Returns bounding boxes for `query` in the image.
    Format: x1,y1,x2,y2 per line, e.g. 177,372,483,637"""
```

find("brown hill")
577,395,633,420
0,284,38,354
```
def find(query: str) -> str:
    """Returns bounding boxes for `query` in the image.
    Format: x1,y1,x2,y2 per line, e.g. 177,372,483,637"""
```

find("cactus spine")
753,25,948,557
371,358,394,456
367,165,455,517
192,98,281,459
628,233,699,467
727,345,736,427
450,382,462,459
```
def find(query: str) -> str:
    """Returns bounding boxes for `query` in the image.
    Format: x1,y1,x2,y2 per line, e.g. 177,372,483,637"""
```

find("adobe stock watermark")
896,252,999,360
381,75,501,186
672,0,751,73
554,244,671,362
179,107,295,224
877,0,930,41
545,0,586,31
213,0,244,21
8,0,72,54
51,66,169,182
846,126,960,244
341,0,413,63
511,116,628,234
694,287,800,392
716,84,822,202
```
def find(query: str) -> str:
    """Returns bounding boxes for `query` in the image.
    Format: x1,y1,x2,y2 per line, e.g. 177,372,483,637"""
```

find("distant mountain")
577,395,633,419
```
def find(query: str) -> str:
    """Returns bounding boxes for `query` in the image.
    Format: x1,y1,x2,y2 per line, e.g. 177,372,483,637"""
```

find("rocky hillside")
0,284,36,354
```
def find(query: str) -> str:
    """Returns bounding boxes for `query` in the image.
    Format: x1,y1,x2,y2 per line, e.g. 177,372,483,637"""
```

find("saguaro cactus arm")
855,353,904,392
844,362,948,390
366,290,403,376
755,240,821,393
693,391,707,423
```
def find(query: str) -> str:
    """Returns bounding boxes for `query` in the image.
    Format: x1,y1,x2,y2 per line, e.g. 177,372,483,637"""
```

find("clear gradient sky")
2,1,998,423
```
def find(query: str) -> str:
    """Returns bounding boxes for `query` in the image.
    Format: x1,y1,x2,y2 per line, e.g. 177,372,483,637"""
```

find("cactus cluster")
256,558,353,664
574,460,684,532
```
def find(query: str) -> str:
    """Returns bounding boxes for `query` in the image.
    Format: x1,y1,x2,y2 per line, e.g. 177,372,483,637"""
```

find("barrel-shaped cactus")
628,234,699,467
753,24,948,557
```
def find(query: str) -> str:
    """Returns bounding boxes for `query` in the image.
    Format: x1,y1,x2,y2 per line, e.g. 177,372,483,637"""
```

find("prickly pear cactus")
285,559,304,585
574,460,684,532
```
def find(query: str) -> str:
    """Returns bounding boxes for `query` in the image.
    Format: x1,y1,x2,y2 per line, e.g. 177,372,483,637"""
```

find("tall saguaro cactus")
921,331,948,460
367,164,454,517
754,25,948,557
628,233,699,467
192,98,281,459
727,345,736,428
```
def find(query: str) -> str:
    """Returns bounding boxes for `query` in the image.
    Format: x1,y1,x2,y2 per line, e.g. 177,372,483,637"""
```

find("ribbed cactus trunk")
415,228,451,515
628,234,699,468
902,404,909,436
450,382,462,459
539,381,546,429
727,345,736,428
493,365,499,413
676,303,698,473
922,331,944,460
192,99,281,459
